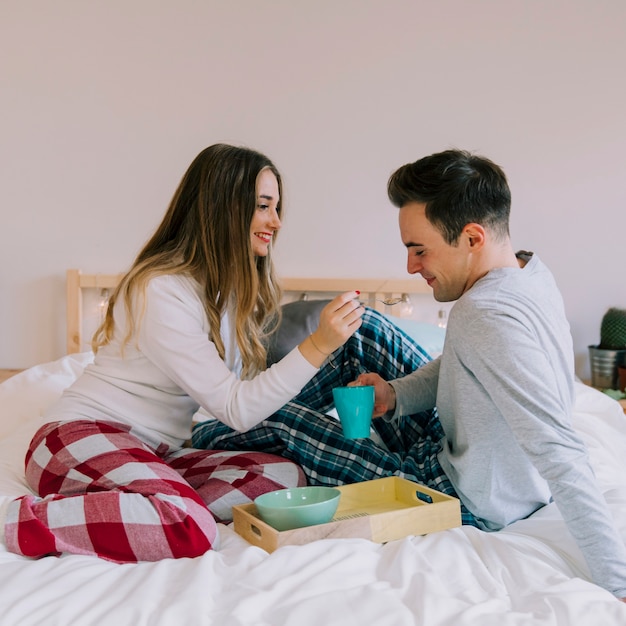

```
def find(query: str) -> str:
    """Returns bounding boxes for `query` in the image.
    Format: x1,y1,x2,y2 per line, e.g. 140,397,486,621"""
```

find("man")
356,149,626,600
192,149,626,599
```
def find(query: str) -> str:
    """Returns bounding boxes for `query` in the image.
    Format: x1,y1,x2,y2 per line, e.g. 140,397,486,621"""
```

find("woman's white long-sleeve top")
44,275,318,448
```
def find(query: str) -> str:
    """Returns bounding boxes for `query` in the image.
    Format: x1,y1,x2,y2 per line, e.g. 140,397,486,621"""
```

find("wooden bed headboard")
66,269,431,354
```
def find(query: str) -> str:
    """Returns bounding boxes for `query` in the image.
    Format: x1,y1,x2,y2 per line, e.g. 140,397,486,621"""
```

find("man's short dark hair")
387,149,511,245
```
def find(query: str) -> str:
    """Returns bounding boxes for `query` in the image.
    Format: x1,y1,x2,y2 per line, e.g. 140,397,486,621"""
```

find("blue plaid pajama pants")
192,309,478,526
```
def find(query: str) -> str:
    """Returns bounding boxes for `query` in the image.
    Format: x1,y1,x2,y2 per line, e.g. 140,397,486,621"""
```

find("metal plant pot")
588,346,626,390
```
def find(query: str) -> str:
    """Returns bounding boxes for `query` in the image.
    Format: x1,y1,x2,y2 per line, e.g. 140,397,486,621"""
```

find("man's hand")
351,372,396,418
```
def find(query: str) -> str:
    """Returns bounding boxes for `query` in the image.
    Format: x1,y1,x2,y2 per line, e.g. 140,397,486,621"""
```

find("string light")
98,288,110,320
397,293,414,318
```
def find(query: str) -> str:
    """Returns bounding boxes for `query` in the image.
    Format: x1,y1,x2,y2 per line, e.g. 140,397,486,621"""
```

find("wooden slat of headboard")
280,277,429,293
66,270,431,354
66,269,125,354
280,277,431,311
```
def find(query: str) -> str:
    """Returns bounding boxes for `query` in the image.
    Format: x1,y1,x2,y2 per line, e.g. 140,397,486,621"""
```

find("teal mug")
332,385,375,439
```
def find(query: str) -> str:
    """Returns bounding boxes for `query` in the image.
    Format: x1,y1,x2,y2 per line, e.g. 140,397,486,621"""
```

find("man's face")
399,202,472,302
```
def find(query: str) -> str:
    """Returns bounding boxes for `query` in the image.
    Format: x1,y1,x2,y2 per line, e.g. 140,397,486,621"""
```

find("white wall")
1,0,625,378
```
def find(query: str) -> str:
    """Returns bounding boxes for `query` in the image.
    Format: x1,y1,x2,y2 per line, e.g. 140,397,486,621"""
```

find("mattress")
1,353,626,625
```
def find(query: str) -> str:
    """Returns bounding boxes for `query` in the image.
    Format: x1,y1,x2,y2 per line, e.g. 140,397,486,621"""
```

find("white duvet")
1,353,626,626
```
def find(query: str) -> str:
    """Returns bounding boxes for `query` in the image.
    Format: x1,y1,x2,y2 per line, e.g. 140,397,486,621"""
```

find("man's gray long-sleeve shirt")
390,254,626,597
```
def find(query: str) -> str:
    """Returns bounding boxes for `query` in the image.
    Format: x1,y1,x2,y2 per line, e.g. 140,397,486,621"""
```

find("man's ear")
463,223,486,250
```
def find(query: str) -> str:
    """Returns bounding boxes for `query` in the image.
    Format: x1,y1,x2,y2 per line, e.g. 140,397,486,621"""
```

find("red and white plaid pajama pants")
4,419,305,563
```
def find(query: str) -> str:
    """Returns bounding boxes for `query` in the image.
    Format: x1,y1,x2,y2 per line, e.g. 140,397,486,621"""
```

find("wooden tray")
232,476,461,553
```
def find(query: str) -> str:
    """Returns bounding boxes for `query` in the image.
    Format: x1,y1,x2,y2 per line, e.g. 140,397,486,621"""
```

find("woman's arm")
136,276,361,432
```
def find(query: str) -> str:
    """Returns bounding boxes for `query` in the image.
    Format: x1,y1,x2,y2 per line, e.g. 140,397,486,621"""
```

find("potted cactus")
589,307,626,389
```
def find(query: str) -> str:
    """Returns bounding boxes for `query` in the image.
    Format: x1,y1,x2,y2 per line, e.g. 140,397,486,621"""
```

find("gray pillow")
267,299,330,365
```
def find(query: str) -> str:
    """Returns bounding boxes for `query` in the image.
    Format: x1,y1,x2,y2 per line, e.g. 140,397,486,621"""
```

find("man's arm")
354,357,440,419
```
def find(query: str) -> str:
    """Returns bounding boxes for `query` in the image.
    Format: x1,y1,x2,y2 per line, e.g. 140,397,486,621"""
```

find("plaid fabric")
192,308,479,526
5,419,304,563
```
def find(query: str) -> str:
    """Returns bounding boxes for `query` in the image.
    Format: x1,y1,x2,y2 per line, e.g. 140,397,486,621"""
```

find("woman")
3,144,364,563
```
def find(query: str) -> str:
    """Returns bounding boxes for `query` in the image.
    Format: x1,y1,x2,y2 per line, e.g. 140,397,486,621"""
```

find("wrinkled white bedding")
1,353,626,626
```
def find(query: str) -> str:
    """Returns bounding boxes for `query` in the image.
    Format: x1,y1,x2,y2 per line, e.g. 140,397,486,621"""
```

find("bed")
1,271,626,625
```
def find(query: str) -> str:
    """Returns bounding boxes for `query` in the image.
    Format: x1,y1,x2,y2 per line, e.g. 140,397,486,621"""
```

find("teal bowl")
254,486,341,531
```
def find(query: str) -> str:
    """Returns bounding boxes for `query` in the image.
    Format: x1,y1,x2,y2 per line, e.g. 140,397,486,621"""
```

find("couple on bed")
3,145,626,600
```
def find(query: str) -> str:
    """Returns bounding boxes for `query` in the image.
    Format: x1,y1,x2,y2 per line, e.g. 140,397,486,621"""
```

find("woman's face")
250,168,281,257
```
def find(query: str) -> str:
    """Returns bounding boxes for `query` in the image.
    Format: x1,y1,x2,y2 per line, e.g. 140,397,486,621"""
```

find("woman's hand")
351,372,397,418
299,291,363,367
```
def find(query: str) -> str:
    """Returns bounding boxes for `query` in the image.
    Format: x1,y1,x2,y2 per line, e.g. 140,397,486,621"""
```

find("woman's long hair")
92,144,283,378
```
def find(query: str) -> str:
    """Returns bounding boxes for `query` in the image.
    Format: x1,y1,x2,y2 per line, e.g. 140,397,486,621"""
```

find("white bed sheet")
1,354,626,626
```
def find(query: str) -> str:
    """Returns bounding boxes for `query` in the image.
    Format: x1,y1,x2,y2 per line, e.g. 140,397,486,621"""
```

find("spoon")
358,297,404,307
377,297,404,306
